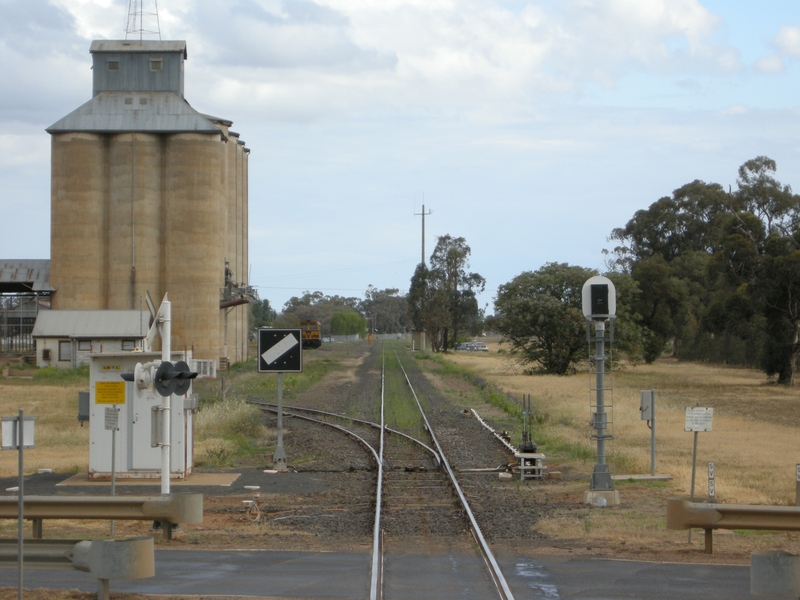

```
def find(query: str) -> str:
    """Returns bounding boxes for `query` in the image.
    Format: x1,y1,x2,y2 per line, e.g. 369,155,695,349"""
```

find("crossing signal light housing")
121,360,198,396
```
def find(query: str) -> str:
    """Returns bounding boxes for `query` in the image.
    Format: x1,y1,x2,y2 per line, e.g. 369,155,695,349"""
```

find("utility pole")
415,203,432,266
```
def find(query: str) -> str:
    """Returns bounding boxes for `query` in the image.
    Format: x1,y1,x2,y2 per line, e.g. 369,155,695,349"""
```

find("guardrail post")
98,578,110,600
31,519,42,539
704,529,713,554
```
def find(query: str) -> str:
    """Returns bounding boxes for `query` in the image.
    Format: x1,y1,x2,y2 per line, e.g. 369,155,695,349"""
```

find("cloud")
555,0,732,77
752,24,800,76
0,0,743,126
775,25,800,58
755,54,785,74
184,0,396,71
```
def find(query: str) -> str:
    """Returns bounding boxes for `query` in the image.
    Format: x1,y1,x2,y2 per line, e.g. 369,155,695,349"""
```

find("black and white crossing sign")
258,329,303,373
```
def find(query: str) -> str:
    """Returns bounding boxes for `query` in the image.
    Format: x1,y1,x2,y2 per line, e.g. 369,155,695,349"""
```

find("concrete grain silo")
47,40,252,364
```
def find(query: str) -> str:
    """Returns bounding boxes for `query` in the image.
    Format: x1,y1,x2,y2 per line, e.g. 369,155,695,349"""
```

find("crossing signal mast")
125,0,161,40
119,293,197,495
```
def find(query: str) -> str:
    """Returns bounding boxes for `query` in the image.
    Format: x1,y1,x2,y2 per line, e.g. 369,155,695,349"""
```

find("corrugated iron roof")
46,92,222,134
0,260,53,293
32,310,149,339
90,40,187,59
201,113,233,127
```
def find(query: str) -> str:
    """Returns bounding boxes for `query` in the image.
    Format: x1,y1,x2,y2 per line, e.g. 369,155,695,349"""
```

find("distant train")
299,320,322,349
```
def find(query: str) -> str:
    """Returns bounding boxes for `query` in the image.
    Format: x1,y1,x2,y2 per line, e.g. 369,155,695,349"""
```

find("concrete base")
612,474,672,482
584,490,620,506
58,472,240,487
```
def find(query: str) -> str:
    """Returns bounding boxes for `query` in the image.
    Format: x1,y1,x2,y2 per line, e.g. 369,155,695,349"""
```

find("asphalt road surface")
0,549,751,599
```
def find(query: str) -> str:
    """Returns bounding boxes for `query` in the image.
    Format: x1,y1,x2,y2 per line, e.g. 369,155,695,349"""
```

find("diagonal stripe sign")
262,333,298,366
258,329,303,373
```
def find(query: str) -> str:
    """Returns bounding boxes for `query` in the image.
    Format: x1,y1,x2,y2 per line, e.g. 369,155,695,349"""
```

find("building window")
124,97,133,105
59,340,72,362
149,57,162,72
139,97,148,105
78,341,91,352
108,60,119,72
121,340,136,351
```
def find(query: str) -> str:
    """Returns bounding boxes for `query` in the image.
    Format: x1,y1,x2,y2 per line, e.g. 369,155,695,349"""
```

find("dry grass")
444,344,800,506
194,397,269,467
0,382,89,477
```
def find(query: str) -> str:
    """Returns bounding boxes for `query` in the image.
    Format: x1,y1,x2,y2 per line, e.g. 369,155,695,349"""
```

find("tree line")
250,234,488,348
494,156,800,385
253,155,798,385
250,286,409,338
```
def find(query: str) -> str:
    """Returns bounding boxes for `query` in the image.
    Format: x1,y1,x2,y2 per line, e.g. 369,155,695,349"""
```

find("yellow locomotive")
299,320,322,349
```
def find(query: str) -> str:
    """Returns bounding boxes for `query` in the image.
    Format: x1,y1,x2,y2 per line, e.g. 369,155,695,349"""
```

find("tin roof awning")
32,310,149,339
0,260,53,294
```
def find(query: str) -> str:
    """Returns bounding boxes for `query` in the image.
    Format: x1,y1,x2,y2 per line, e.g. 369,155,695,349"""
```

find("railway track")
249,343,516,600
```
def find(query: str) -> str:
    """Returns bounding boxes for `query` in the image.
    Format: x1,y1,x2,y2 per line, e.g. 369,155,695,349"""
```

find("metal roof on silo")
90,40,187,58
32,310,149,339
46,92,223,134
0,260,53,293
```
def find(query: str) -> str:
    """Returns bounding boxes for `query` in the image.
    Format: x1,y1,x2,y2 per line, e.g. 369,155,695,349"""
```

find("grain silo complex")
47,40,253,365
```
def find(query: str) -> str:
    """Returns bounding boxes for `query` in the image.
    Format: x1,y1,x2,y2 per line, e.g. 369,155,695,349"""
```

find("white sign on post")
708,461,715,499
104,406,119,431
685,407,713,432
1,417,36,450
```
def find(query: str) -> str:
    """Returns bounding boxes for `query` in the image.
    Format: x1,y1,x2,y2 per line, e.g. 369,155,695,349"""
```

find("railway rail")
250,343,516,599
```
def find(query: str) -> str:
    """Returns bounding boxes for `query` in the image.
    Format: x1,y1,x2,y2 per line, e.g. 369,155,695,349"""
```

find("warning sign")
685,406,713,432
95,381,125,405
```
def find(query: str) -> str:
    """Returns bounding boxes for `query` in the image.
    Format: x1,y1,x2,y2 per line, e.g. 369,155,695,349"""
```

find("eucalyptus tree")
359,286,407,334
494,263,596,374
716,157,800,384
609,156,800,383
406,235,485,351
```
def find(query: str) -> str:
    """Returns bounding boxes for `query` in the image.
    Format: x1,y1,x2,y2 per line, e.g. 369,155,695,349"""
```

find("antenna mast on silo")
125,0,161,40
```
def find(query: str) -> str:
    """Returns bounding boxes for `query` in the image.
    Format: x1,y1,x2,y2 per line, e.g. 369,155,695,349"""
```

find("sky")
2,0,800,315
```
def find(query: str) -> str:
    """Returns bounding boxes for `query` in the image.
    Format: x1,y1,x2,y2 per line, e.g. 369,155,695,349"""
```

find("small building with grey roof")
32,310,148,369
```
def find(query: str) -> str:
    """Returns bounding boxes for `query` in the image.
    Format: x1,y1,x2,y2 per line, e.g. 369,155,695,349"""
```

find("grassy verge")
383,348,427,439
434,342,800,506
192,348,344,466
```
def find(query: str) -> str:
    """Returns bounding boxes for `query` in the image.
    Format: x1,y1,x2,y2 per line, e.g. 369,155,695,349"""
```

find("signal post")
582,276,621,507
258,329,303,470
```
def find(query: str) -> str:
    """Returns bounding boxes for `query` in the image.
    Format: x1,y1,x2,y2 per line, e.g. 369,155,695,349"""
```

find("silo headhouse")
47,40,252,364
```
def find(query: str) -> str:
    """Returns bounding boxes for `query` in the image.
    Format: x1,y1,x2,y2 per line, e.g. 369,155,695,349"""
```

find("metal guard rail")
0,494,203,541
667,497,800,553
0,537,155,600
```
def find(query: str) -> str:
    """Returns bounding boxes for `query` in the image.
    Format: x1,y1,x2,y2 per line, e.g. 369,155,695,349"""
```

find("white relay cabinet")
88,352,195,479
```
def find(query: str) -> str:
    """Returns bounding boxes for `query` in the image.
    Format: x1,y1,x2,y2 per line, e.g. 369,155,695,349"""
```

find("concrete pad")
584,490,621,506
612,474,673,482
57,472,240,487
